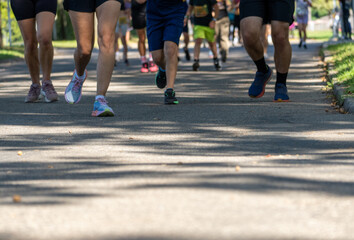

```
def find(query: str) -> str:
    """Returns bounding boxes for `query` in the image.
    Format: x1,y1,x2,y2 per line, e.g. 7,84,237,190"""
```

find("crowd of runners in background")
9,0,353,117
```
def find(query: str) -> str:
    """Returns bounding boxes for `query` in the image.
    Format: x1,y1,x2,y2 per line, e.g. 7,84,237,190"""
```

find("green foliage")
311,0,333,19
327,42,354,95
55,3,75,40
1,1,23,45
0,45,24,60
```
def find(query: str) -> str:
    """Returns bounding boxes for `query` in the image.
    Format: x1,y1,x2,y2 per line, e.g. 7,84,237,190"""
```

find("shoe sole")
249,71,272,98
164,100,179,105
91,109,115,117
273,99,290,102
65,70,87,104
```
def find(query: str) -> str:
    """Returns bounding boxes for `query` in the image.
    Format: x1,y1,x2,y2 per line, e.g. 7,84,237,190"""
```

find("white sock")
95,95,105,101
75,70,86,80
149,53,153,62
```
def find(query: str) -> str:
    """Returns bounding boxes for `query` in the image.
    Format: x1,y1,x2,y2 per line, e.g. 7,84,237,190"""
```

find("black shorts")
131,2,146,29
64,0,124,12
10,0,57,21
240,0,294,25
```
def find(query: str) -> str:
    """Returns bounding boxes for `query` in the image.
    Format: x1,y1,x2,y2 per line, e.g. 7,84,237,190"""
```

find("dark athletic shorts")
240,0,294,25
64,0,124,12
11,0,57,21
131,2,146,29
146,3,186,51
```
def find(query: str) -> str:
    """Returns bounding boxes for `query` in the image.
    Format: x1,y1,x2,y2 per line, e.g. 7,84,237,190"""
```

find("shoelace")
72,77,84,92
97,98,108,106
42,82,56,94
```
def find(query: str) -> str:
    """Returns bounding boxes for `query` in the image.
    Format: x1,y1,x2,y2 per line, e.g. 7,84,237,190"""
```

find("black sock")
254,57,268,73
194,59,199,62
276,72,288,85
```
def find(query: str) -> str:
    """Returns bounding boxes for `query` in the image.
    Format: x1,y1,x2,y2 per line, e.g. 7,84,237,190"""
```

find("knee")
139,34,146,43
242,30,259,46
271,32,289,47
24,39,38,54
98,31,115,52
37,34,52,48
195,38,203,45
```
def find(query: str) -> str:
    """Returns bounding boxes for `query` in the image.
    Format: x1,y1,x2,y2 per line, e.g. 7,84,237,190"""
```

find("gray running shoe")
41,80,58,102
25,83,41,103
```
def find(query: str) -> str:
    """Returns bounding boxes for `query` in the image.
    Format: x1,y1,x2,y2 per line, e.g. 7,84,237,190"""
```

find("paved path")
1,42,354,240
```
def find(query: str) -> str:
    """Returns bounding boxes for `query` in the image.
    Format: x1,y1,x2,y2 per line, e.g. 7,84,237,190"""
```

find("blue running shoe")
91,98,115,117
274,83,290,102
164,88,179,105
155,69,166,89
248,66,272,98
65,70,87,104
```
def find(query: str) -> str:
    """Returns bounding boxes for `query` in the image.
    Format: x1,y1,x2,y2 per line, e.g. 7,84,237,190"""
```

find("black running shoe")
164,88,179,105
155,69,167,89
298,40,302,48
193,60,200,71
184,47,191,61
214,58,222,71
303,44,307,49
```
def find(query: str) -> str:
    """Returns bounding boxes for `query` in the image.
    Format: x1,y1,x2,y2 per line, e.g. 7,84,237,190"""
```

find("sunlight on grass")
327,42,354,95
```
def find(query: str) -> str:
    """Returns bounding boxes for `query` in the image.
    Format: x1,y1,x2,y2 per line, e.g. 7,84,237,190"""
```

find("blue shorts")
146,1,186,51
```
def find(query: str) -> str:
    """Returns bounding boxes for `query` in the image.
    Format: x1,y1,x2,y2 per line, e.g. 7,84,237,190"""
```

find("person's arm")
184,5,194,26
213,3,219,20
210,3,219,28
135,0,146,4
226,0,232,12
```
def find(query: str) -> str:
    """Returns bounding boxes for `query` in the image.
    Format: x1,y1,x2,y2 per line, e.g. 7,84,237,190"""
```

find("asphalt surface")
0,41,354,240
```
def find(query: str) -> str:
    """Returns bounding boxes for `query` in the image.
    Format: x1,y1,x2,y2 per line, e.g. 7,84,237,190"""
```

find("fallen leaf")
17,151,23,156
48,165,54,169
266,154,272,158
177,162,183,165
153,117,161,121
325,109,329,112
13,195,21,203
339,108,346,114
68,130,72,134
235,166,241,172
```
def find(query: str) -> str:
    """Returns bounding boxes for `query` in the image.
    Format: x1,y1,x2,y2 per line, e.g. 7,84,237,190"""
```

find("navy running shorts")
146,2,186,51
240,0,295,25
10,0,57,21
64,0,124,12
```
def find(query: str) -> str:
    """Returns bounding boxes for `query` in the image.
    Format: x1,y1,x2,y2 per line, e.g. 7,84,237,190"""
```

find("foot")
149,61,158,72
303,44,307,49
41,80,58,102
155,69,167,89
25,83,41,103
193,61,200,71
214,58,222,71
248,66,272,98
141,62,149,73
65,70,87,104
164,88,179,105
298,40,302,48
274,83,290,102
124,59,129,66
184,47,191,61
91,97,115,117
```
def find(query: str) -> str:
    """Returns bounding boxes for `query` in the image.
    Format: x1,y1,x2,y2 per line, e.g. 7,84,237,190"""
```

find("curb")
321,41,354,114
